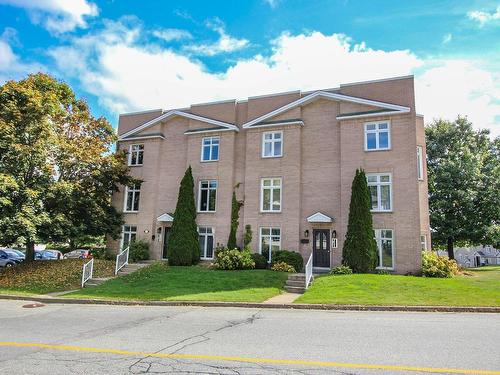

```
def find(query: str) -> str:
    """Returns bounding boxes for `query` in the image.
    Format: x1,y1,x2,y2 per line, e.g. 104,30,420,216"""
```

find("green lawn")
295,266,500,306
66,263,289,302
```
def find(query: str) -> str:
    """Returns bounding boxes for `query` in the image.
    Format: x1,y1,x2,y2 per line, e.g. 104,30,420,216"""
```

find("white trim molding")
337,110,405,120
118,134,165,142
307,212,333,223
242,91,410,128
184,128,235,135
157,213,174,222
119,110,239,140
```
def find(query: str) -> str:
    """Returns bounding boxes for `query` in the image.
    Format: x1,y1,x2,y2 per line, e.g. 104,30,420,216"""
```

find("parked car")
43,250,63,260
63,249,92,259
0,249,25,264
34,250,62,260
0,251,16,268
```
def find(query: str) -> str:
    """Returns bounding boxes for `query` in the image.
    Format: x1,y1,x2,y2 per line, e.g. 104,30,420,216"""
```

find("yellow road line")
1,341,499,375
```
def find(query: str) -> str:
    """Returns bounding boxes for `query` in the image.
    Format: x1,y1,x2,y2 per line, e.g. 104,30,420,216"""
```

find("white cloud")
184,19,249,56
152,28,192,42
264,0,280,8
0,29,42,83
0,0,98,33
467,6,500,27
48,21,500,137
415,60,500,136
442,33,452,44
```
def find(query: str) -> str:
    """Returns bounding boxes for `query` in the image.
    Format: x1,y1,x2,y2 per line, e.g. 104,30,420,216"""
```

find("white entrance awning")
307,212,333,223
157,213,174,222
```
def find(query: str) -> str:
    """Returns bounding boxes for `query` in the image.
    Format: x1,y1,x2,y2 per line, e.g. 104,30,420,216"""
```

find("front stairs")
284,273,313,294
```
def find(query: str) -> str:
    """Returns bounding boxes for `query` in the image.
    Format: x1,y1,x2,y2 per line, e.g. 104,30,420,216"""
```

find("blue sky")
0,0,499,136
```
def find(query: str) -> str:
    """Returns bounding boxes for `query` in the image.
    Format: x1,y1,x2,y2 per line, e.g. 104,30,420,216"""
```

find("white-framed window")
124,184,141,212
417,146,424,180
374,229,394,269
198,226,214,259
367,173,392,212
259,227,281,263
420,234,427,251
198,180,217,212
128,144,144,166
365,122,390,151
201,137,219,162
262,131,283,158
260,178,282,212
121,225,137,250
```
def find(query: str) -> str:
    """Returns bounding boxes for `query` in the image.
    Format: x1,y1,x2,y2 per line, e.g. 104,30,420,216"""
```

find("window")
201,137,219,161
367,174,392,212
260,227,281,262
374,229,394,269
128,144,144,166
365,122,390,151
262,131,283,157
124,184,141,212
121,225,137,249
261,178,282,212
199,227,214,259
420,234,427,251
417,146,424,180
198,180,217,212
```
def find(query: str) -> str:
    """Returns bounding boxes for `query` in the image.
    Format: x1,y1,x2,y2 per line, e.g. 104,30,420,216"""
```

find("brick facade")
110,75,430,274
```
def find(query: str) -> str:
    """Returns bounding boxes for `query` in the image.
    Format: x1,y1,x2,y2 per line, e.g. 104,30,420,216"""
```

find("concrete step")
284,285,306,294
288,274,306,281
285,280,306,288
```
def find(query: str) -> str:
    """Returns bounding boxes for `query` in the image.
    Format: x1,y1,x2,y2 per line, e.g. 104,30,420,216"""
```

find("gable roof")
119,110,239,140
242,91,410,128
307,212,334,223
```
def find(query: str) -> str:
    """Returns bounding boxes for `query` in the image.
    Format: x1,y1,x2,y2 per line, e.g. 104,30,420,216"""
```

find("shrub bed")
271,261,295,273
330,265,353,275
251,253,268,269
213,248,255,270
129,240,150,262
422,251,459,278
272,250,304,272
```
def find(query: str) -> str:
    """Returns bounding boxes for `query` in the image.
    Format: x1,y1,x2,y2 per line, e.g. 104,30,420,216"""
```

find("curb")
0,294,498,313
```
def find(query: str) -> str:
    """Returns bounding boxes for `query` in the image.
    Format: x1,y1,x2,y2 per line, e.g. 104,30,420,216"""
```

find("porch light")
144,229,150,234
157,227,162,234
304,229,309,238
332,230,337,238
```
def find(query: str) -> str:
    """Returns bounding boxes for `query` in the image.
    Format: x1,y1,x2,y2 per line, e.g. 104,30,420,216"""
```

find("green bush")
330,265,353,275
422,251,459,278
91,248,114,260
214,248,255,270
251,253,268,269
376,269,391,275
271,261,296,273
129,240,150,263
272,250,304,272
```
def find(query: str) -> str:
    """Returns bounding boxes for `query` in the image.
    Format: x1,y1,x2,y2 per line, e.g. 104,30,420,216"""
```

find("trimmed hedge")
272,250,304,272
129,240,150,262
251,253,268,269
214,248,255,270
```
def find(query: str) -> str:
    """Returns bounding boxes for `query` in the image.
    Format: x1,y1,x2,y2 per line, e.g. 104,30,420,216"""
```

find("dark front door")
162,227,171,259
313,229,330,268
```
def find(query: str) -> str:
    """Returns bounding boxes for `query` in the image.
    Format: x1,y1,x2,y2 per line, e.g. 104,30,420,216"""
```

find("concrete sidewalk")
0,294,498,313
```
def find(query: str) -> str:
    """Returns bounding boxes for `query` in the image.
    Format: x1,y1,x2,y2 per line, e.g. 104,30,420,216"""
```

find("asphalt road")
0,300,499,375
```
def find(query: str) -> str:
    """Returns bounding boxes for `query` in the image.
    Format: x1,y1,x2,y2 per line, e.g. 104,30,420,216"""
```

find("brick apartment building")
109,75,430,274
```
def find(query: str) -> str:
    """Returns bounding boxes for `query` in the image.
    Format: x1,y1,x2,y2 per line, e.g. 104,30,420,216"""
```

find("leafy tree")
426,117,500,258
0,73,134,261
227,190,243,249
167,166,199,265
342,169,377,273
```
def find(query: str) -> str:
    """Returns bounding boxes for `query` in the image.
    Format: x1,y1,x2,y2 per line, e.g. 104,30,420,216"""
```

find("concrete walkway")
263,292,301,304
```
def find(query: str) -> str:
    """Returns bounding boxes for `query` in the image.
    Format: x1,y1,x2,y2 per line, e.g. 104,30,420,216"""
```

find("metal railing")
305,253,313,289
81,258,94,288
115,247,129,275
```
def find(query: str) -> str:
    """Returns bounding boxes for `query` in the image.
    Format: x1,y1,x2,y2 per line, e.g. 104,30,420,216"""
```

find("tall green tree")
167,166,199,265
342,169,378,273
227,190,243,249
0,73,134,261
426,117,500,258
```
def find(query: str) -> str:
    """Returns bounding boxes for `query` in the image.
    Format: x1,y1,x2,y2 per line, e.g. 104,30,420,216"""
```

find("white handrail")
81,258,94,288
115,247,129,275
305,253,313,289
